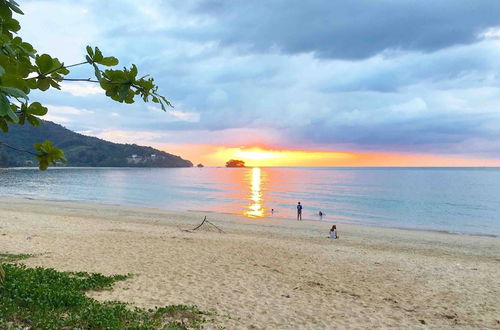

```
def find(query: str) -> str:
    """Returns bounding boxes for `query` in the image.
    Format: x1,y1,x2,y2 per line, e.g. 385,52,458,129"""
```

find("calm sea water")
1,167,499,236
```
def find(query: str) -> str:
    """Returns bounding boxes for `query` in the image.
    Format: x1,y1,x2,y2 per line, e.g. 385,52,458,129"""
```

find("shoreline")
1,196,499,328
1,195,498,239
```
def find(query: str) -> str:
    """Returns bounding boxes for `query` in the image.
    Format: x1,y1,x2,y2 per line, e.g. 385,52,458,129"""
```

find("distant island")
0,121,192,168
225,159,245,167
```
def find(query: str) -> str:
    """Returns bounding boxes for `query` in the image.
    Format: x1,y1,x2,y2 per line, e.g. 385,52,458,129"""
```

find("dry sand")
1,197,499,329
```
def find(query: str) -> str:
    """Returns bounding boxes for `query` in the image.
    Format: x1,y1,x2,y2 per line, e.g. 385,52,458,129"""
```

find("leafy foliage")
34,140,67,170
225,159,245,167
0,0,171,170
0,253,31,285
0,254,212,329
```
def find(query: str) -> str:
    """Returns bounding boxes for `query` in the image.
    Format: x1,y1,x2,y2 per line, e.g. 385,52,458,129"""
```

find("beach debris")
443,313,457,320
182,216,225,234
307,281,324,288
419,319,426,325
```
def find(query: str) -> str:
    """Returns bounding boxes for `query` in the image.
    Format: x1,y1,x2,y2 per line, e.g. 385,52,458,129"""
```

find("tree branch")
43,61,89,76
61,78,100,83
63,61,89,69
0,141,39,156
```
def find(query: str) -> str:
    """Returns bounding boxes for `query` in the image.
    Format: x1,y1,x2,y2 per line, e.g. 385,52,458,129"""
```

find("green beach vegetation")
0,253,212,329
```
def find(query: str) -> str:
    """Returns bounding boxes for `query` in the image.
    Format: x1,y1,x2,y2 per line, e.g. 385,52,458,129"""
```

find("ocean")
1,167,499,237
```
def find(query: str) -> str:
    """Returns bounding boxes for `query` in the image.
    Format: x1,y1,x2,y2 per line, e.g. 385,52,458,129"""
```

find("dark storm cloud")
185,0,500,59
296,111,500,155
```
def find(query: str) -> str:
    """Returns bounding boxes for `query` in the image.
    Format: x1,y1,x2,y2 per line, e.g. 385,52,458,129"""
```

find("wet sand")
1,197,499,329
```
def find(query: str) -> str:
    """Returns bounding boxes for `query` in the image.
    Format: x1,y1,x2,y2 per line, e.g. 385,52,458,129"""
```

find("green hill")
0,121,193,168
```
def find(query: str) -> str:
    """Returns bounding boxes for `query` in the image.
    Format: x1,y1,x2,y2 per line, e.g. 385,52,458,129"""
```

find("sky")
17,0,500,166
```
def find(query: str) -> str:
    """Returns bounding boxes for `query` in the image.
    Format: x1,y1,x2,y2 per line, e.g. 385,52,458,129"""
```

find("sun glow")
152,144,500,167
211,146,354,167
234,149,280,161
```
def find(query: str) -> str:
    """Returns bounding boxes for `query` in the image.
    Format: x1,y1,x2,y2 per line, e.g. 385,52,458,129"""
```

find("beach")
1,197,499,329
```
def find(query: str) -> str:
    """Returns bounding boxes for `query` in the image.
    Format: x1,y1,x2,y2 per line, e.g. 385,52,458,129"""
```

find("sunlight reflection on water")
245,167,264,217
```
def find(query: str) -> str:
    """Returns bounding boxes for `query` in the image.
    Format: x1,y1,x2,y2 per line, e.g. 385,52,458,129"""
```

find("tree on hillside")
0,0,171,170
225,159,245,167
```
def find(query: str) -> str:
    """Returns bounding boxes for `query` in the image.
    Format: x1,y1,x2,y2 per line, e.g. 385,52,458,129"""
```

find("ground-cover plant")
0,253,32,263
0,254,211,329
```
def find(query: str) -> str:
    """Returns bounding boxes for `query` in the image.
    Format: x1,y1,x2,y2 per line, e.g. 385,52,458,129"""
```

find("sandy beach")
0,197,499,329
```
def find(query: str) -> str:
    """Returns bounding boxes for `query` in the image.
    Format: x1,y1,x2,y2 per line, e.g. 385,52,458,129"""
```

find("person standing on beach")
297,202,303,220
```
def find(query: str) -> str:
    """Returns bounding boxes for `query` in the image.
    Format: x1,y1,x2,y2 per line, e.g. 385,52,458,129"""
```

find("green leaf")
99,80,113,91
26,115,41,126
0,93,9,115
3,17,20,33
34,140,66,170
129,64,137,79
36,78,50,91
92,63,102,80
35,54,53,74
93,47,103,62
0,119,8,132
103,69,128,82
86,45,94,58
97,56,118,66
2,73,29,93
48,79,60,89
28,102,48,116
26,78,37,89
7,0,24,15
0,2,13,19
118,84,130,100
5,105,18,123
0,86,28,99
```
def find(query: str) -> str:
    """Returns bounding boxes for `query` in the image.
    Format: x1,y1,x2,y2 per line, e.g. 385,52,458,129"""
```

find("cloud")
19,1,99,63
46,105,94,115
15,0,500,160
60,82,103,97
184,0,500,60
43,114,71,123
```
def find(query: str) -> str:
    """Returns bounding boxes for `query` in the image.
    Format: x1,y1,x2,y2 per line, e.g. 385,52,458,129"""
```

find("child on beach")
328,225,339,239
